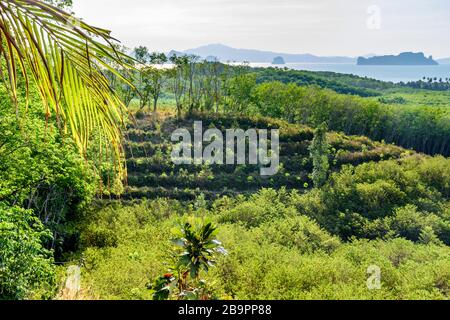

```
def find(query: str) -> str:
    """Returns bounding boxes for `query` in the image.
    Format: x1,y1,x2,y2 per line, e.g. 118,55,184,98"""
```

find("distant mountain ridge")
358,52,438,66
170,44,356,63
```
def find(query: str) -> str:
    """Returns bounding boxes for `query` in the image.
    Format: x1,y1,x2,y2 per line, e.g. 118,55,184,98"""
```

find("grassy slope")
122,112,407,201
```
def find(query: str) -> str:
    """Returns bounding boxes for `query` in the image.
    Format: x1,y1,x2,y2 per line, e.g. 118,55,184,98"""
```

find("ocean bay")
251,62,450,83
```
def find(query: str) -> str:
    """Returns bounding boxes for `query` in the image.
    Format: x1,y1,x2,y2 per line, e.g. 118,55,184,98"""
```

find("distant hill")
358,52,438,66
176,44,356,63
167,50,184,59
272,56,286,65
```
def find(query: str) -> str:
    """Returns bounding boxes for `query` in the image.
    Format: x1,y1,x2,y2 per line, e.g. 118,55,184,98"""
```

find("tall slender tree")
169,54,188,118
143,52,168,112
309,123,331,188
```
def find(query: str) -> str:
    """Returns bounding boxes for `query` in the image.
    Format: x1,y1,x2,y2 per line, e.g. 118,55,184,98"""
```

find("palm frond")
0,0,133,177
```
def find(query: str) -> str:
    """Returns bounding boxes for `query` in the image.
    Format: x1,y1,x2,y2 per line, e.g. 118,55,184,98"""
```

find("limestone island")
357,52,438,66
272,56,286,65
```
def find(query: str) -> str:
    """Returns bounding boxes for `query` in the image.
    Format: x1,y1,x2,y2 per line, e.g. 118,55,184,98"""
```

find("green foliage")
0,205,56,300
76,196,450,300
294,155,450,244
149,218,227,300
149,274,174,300
225,73,258,113
255,67,388,97
123,61,449,156
400,78,450,91
373,90,450,109
67,109,449,301
3,43,449,301
0,90,97,256
218,189,297,228
124,113,405,202
81,224,119,249
212,234,450,300
254,216,341,254
0,0,132,176
253,82,302,121
419,226,443,245
309,123,330,187
0,69,100,299
172,219,227,279
378,96,408,105
233,79,450,156
141,67,170,112
131,49,169,111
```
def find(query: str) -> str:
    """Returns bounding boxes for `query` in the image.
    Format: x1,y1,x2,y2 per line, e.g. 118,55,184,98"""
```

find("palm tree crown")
0,0,132,176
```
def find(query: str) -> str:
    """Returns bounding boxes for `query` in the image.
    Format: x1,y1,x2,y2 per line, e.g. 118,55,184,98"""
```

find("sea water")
250,63,450,83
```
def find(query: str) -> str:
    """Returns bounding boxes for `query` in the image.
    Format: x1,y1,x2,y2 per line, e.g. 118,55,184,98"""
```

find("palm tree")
0,0,132,176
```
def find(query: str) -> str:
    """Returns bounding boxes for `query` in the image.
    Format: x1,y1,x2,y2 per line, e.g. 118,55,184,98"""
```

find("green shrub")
254,216,341,254
218,189,296,228
75,198,450,300
81,225,118,248
294,156,450,243
0,94,97,256
0,205,56,300
212,236,450,300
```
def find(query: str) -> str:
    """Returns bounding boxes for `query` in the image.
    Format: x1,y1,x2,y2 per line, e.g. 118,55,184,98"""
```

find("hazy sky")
72,0,450,58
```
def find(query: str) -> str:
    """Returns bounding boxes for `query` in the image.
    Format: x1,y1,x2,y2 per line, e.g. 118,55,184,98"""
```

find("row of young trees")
111,47,225,116
111,46,261,117
400,77,450,91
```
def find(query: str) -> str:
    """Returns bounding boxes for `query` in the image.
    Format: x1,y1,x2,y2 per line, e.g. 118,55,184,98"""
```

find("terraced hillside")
123,112,410,201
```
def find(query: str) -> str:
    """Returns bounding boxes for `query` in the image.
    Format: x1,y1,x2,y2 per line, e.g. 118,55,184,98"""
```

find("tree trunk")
153,97,158,113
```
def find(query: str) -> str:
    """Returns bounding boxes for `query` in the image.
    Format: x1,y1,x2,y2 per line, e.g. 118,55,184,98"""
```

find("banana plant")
0,0,134,176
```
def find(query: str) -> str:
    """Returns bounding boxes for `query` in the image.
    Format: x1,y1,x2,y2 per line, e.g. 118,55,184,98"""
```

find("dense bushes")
75,155,450,299
51,130,450,300
0,96,97,256
248,81,450,156
2,60,449,300
0,83,97,299
213,235,450,300
253,216,341,254
0,205,56,300
254,67,391,97
217,189,297,228
293,155,450,244
214,157,450,246
77,191,450,300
